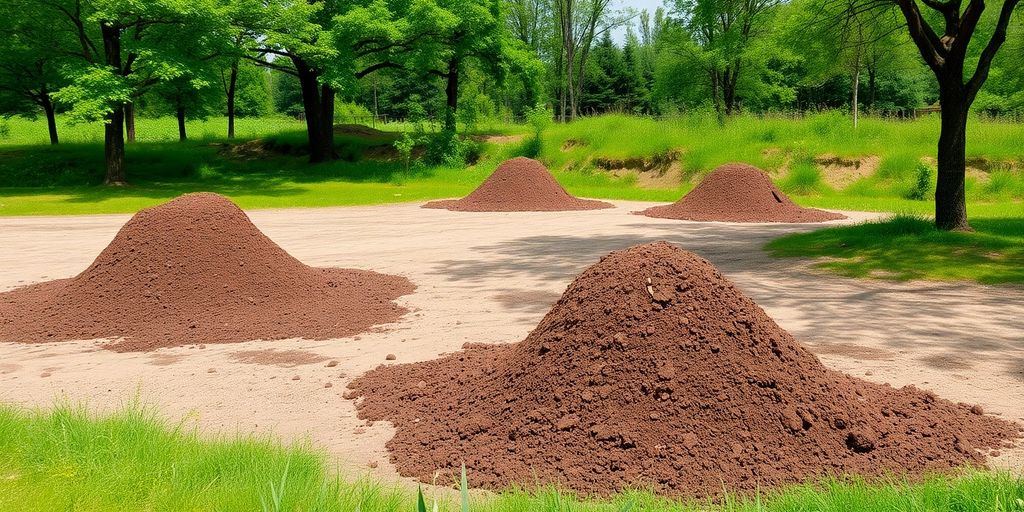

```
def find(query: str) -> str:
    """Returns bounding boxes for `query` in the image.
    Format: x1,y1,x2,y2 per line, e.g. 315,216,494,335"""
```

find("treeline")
0,0,1020,201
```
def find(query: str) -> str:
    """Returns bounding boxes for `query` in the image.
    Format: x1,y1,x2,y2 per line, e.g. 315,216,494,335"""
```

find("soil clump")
0,193,414,351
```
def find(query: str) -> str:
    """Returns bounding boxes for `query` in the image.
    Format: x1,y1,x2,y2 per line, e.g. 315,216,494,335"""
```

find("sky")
610,0,668,44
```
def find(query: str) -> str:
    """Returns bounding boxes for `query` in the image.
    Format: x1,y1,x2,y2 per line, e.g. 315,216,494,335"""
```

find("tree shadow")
430,220,1023,384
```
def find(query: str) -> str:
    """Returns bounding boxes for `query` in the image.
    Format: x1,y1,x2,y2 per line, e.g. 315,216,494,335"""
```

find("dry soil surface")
1,202,1021,485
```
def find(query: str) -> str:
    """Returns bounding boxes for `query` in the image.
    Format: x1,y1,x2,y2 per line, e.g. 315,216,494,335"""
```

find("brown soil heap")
349,242,1019,497
424,157,613,212
638,163,846,223
0,193,414,352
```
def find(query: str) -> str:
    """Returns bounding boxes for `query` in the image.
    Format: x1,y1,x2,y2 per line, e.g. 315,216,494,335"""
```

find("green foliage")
394,133,419,171
52,67,134,123
416,486,428,512
234,63,275,118
904,162,934,201
425,130,481,166
335,102,374,123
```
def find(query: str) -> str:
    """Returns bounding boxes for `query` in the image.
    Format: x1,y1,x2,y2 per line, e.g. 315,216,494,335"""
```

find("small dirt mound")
638,163,845,223
423,157,613,212
348,242,1018,497
0,193,414,351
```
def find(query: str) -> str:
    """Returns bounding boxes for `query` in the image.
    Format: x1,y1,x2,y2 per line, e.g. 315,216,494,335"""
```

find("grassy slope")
2,402,1022,512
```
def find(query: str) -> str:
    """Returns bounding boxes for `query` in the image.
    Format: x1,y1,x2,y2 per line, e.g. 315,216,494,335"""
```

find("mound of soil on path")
423,157,613,212
349,242,1019,497
0,193,414,352
638,163,845,223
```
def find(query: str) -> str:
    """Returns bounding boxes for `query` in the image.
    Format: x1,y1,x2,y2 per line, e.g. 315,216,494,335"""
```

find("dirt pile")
424,157,613,212
0,193,414,351
349,242,1019,497
638,163,845,223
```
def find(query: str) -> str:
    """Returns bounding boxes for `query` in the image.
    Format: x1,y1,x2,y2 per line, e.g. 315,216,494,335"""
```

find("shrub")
394,133,418,172
334,102,372,124
425,130,481,167
903,162,934,200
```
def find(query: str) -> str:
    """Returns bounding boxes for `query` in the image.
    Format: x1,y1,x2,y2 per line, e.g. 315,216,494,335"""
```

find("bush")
334,102,373,124
903,162,934,200
425,130,481,167
521,105,553,159
394,133,418,171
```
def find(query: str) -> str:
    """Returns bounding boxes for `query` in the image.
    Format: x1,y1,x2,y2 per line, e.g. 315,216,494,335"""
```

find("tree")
337,0,517,133
667,0,781,117
0,2,71,144
866,0,1021,229
554,0,622,121
231,62,274,118
251,0,340,163
41,0,222,184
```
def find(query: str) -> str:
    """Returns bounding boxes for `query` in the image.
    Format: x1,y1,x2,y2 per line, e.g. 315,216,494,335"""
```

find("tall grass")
538,112,1024,204
1,402,1023,512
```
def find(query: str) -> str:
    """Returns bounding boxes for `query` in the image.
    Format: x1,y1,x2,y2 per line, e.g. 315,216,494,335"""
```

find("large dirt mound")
638,163,845,223
424,157,613,212
0,193,415,352
349,242,1019,497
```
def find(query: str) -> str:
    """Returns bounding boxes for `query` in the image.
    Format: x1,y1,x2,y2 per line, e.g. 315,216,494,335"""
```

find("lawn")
766,215,1024,284
1,402,1022,512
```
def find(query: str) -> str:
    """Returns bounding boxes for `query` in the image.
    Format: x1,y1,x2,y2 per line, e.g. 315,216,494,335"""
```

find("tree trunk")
852,66,860,129
443,57,460,132
124,101,136,143
934,88,971,231
104,104,127,185
177,104,187,142
710,69,724,125
101,21,127,185
318,83,335,159
867,67,877,113
226,60,238,139
723,69,737,116
292,57,327,163
41,92,59,145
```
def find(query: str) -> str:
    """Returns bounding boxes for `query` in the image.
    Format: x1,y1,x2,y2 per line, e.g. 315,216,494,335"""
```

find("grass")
1,401,1023,512
539,112,1024,204
1,112,1022,216
766,215,1024,284
0,125,675,216
0,115,310,145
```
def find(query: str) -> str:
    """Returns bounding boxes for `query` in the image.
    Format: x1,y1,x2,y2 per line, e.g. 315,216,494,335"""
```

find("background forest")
3,0,1022,141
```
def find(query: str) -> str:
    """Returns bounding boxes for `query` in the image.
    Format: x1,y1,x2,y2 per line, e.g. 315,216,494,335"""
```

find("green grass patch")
766,215,1024,284
1,401,1023,511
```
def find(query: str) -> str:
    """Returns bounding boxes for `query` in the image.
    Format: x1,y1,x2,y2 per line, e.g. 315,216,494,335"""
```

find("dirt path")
1,202,1021,482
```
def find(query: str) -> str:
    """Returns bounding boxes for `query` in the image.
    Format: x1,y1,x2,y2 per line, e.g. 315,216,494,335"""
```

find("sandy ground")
1,201,1022,484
